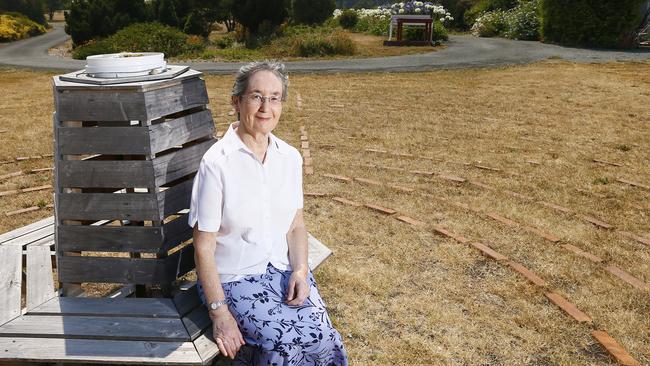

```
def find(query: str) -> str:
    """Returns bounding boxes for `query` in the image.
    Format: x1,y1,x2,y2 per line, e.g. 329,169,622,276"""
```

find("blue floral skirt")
198,263,348,366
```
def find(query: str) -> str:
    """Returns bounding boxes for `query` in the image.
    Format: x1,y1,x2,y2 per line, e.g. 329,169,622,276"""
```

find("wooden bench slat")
181,305,211,341
173,285,202,318
1,224,54,247
0,246,22,326
193,328,220,365
0,216,53,245
308,233,333,270
29,298,180,318
26,245,56,311
0,337,202,365
0,315,190,341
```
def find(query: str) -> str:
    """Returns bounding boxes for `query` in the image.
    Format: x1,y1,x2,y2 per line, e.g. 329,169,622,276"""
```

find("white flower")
415,8,421,13
439,17,445,22
333,9,342,18
399,8,404,13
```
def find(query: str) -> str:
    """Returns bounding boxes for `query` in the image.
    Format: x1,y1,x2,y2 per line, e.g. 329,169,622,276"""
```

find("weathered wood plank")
173,284,202,318
193,328,220,365
308,233,332,270
153,139,216,187
181,304,211,341
0,315,190,341
58,245,194,284
1,224,53,247
58,256,167,284
150,109,215,154
58,160,155,188
57,225,165,253
143,78,209,121
26,244,56,311
0,337,202,365
55,74,208,122
58,126,151,155
0,216,53,244
29,297,179,318
0,246,22,326
163,214,193,251
57,192,159,221
158,179,194,219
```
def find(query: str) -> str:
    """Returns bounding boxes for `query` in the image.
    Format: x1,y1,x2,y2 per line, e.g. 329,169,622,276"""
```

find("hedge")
540,0,646,48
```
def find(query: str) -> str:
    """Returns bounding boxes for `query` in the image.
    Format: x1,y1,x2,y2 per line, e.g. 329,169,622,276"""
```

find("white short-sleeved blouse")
188,122,303,283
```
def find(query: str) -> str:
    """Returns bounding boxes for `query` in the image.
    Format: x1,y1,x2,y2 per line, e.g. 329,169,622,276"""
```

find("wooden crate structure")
52,69,216,294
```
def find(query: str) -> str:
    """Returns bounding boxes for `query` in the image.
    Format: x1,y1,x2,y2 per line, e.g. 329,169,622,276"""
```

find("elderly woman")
188,61,348,365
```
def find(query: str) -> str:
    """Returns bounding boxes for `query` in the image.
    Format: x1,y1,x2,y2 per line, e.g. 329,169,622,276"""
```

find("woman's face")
233,70,283,137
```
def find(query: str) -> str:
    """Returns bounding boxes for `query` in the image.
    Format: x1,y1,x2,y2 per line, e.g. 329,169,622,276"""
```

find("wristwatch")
209,300,227,311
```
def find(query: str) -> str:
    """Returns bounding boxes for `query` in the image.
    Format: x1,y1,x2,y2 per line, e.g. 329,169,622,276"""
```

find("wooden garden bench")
0,218,332,365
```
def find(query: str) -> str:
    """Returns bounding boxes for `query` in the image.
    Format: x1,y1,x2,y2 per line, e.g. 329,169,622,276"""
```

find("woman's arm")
193,226,245,359
285,209,310,306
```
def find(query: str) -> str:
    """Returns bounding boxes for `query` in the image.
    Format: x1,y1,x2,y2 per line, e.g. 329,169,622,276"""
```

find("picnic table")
384,14,434,46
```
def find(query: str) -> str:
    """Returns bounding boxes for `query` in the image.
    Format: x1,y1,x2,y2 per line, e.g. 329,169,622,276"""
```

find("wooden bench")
0,220,332,365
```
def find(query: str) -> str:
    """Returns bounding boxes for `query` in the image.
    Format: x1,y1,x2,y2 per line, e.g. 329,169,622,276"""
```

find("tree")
231,0,289,35
292,0,335,25
0,0,46,24
46,0,62,21
157,0,179,27
215,0,236,32
64,0,151,46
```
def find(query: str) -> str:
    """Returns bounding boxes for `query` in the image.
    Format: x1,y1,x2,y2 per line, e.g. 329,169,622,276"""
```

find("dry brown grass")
1,60,649,364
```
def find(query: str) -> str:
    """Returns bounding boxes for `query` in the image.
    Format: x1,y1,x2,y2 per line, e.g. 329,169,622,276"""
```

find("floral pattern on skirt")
198,263,348,366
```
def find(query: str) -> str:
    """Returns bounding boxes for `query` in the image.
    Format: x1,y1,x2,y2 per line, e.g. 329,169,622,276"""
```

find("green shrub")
352,14,389,36
540,0,645,48
213,33,235,49
432,20,449,41
471,9,507,37
72,22,204,59
465,0,517,26
292,0,335,25
472,0,539,40
503,0,539,40
0,12,47,42
338,9,358,29
291,29,355,56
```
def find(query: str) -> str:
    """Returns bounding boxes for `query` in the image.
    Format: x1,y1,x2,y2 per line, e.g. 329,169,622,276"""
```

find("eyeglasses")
241,93,283,107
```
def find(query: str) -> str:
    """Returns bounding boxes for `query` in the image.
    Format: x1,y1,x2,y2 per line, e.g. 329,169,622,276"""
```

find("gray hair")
231,60,289,101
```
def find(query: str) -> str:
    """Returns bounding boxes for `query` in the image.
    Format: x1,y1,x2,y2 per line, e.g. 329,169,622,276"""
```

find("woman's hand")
286,269,310,306
210,308,245,359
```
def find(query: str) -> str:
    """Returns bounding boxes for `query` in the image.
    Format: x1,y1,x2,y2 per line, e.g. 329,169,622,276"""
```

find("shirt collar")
221,122,286,156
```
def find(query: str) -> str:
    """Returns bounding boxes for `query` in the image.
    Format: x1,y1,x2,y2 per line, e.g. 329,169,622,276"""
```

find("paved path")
1,23,649,74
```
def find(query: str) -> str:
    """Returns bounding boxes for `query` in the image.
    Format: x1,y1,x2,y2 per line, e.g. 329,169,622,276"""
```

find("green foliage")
503,0,539,40
72,22,204,59
0,0,45,24
231,0,289,35
0,12,47,41
464,0,517,26
338,9,358,29
540,0,645,48
157,0,179,27
290,29,355,56
404,21,449,43
352,14,389,36
432,20,449,41
472,0,539,40
292,0,335,25
65,0,151,46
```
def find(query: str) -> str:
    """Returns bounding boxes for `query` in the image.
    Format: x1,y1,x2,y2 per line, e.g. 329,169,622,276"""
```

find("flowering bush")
471,0,539,40
332,3,453,38
0,13,46,42
384,1,454,23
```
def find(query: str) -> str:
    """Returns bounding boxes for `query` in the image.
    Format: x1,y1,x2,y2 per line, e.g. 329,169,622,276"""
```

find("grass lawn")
1,60,649,364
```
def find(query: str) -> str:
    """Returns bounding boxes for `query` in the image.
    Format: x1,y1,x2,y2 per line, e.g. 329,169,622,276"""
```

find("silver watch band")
209,300,227,311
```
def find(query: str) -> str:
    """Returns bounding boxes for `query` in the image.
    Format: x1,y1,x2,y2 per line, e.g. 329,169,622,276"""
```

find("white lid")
85,52,166,75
